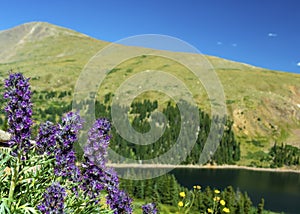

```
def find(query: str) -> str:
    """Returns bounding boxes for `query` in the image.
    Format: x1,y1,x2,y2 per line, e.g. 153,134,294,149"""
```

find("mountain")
0,22,299,165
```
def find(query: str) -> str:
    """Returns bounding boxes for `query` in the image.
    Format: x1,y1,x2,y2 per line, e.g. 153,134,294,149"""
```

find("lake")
169,168,300,214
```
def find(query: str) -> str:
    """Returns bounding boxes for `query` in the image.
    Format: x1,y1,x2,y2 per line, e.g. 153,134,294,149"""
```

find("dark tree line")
267,143,300,168
120,174,180,206
33,90,72,100
120,174,265,213
93,97,241,165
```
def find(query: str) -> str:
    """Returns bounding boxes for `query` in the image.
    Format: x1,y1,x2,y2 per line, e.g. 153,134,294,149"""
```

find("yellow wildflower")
179,191,186,198
196,185,201,190
220,199,226,206
213,196,220,201
207,208,213,213
193,185,197,189
214,189,220,194
178,201,184,207
223,207,230,213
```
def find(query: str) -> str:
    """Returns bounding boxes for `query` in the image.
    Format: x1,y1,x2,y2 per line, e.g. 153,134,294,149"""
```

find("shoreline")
107,163,300,174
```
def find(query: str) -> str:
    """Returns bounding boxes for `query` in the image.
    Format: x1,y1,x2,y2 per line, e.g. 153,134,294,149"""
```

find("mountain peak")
0,21,89,63
5,21,87,41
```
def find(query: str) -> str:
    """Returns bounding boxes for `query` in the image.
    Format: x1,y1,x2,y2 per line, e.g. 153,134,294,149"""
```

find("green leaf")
15,203,38,214
23,206,38,214
0,198,11,214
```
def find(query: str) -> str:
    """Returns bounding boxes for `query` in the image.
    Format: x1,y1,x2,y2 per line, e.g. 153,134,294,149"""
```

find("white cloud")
268,33,277,37
297,62,300,67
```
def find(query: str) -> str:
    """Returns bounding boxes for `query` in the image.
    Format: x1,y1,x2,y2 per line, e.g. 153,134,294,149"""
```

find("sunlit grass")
1,22,300,166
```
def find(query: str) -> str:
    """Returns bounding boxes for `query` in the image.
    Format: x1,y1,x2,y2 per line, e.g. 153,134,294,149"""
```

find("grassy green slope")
0,22,299,165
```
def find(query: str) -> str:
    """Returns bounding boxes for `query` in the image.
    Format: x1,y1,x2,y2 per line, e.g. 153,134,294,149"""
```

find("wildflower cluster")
177,186,231,214
37,182,66,214
178,185,202,212
84,118,111,167
0,72,140,213
36,112,83,182
36,121,57,155
37,115,133,213
207,189,230,214
80,160,107,199
106,188,133,214
54,112,82,181
142,202,158,214
81,118,133,213
3,73,33,158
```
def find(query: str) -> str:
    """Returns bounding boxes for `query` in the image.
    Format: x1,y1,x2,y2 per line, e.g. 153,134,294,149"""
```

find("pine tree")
257,198,264,214
243,192,252,213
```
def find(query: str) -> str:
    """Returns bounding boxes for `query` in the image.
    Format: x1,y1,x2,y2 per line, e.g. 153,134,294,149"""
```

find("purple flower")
81,118,133,212
81,119,113,199
54,112,83,182
36,121,57,155
3,73,33,158
54,150,78,177
102,167,119,190
37,182,66,214
84,118,111,168
80,160,119,199
106,188,133,214
80,160,106,199
56,112,83,152
35,112,82,183
142,203,158,214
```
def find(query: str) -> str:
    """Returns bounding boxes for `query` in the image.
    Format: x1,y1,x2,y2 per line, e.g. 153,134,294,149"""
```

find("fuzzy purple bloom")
81,118,133,212
37,182,66,214
80,159,106,199
84,118,111,168
54,150,78,177
80,160,119,200
142,203,158,214
54,112,83,182
36,121,57,155
3,73,33,158
56,112,83,152
35,113,82,183
106,188,133,214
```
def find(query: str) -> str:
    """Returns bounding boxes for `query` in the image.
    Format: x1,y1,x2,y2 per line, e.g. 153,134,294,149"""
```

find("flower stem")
8,155,20,210
185,192,195,214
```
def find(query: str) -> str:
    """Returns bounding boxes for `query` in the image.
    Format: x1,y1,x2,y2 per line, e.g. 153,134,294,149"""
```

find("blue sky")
1,0,300,73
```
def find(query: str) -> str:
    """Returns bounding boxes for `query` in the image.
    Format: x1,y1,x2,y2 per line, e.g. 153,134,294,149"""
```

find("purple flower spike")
36,121,57,155
56,112,83,152
3,73,33,158
80,161,106,199
54,112,83,182
37,182,66,214
80,118,133,212
106,188,133,214
80,160,119,200
84,118,111,168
